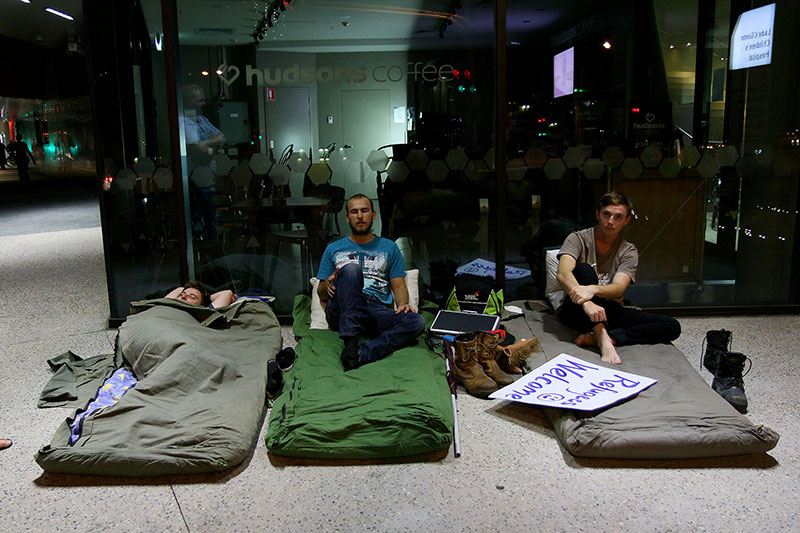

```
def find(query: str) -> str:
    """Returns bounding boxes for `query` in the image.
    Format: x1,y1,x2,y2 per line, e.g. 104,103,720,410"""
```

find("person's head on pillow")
173,280,210,307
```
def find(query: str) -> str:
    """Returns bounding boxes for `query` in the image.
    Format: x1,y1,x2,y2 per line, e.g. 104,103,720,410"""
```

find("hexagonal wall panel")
621,157,643,179
506,158,526,181
190,166,215,188
445,148,469,170
660,157,680,178
426,160,449,182
386,160,409,182
152,167,173,190
483,147,496,171
678,146,701,168
582,158,605,180
640,146,663,168
290,151,311,174
213,154,235,176
269,163,291,186
367,149,390,172
248,153,271,175
406,149,429,171
114,168,136,190
307,162,332,185
523,147,547,168
564,146,587,169
601,147,624,168
464,159,488,181
716,146,738,167
697,154,721,179
327,148,351,175
230,163,253,187
133,157,156,178
543,158,566,180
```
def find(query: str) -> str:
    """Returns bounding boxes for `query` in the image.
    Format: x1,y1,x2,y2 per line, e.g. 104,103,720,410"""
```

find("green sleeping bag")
266,295,454,459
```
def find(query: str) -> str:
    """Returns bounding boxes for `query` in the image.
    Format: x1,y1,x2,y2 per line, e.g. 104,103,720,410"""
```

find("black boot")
340,336,361,371
712,351,750,413
702,329,731,373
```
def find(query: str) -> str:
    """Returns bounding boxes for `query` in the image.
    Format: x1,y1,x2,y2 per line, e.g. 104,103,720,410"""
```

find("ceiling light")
602,40,611,49
19,0,31,3
45,7,74,20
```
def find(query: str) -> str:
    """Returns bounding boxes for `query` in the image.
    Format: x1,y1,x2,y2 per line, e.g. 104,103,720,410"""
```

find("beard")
349,219,373,236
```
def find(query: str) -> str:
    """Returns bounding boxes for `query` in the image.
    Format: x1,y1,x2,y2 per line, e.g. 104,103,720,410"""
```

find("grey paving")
0,218,798,532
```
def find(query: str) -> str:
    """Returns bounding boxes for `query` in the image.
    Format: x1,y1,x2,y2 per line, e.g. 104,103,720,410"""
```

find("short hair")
598,191,633,216
346,193,374,212
182,280,211,306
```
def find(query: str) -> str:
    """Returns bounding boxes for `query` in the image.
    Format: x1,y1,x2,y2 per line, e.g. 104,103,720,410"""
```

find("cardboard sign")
489,353,657,411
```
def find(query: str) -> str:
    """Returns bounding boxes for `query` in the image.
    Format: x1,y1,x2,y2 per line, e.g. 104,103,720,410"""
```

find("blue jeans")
325,263,426,363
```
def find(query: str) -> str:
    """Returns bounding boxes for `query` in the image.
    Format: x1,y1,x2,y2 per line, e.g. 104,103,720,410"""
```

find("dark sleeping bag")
500,303,780,459
36,298,282,476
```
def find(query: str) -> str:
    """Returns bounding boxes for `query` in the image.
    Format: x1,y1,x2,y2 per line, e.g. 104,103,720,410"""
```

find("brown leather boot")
495,336,543,374
475,331,515,386
453,332,498,398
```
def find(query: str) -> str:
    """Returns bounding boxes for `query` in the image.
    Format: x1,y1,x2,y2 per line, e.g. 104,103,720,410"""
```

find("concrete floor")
0,190,798,532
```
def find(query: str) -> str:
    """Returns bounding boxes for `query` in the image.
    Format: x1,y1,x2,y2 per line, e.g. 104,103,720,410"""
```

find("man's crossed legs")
325,263,426,370
558,263,681,363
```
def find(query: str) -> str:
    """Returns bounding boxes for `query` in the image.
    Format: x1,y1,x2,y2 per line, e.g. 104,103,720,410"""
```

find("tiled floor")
1,194,798,532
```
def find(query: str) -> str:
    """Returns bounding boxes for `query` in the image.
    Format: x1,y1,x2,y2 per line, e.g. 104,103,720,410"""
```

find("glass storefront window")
85,0,799,318
503,0,800,311
172,0,498,315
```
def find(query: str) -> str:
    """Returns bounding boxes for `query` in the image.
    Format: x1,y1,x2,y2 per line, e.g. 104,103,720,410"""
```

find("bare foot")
574,333,595,347
594,325,621,364
0,437,12,450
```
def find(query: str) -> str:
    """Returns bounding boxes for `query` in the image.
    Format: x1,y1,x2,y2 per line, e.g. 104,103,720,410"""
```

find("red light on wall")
631,107,641,113
453,68,460,79
464,69,471,79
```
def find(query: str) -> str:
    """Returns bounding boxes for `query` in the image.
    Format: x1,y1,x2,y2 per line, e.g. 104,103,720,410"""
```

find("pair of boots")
703,329,750,413
452,331,541,398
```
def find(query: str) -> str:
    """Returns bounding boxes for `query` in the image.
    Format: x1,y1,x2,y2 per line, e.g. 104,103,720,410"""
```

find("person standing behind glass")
183,84,225,170
183,84,225,239
8,138,36,185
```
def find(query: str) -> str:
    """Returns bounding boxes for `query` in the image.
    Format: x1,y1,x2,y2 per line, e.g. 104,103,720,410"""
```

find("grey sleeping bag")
502,303,780,459
36,298,282,476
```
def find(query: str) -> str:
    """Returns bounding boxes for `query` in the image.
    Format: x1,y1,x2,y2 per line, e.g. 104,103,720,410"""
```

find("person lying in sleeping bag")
165,280,236,308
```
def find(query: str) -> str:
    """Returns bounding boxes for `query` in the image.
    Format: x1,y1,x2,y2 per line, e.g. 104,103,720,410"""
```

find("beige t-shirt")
558,227,638,286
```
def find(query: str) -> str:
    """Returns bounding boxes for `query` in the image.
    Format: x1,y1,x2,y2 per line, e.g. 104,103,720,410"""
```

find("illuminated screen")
553,47,574,98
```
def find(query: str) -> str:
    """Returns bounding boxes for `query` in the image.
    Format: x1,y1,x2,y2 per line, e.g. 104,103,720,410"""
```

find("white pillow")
308,269,420,330
545,249,565,310
309,277,329,330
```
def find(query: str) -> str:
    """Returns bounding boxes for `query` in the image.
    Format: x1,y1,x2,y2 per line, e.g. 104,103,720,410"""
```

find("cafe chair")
267,191,345,294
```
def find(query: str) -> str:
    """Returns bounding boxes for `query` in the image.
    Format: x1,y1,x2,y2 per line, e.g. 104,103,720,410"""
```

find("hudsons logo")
216,62,462,86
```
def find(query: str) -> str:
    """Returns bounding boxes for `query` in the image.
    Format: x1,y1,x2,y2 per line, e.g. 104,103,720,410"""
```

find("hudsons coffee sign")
217,61,464,86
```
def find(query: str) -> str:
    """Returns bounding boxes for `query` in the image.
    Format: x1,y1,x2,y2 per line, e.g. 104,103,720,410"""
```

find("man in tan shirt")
556,191,680,364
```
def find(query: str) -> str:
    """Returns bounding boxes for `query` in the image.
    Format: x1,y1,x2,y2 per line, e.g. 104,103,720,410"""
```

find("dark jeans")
17,161,30,184
325,262,426,363
558,263,680,345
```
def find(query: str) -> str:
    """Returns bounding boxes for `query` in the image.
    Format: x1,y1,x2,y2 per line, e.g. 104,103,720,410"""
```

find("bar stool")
269,226,313,294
